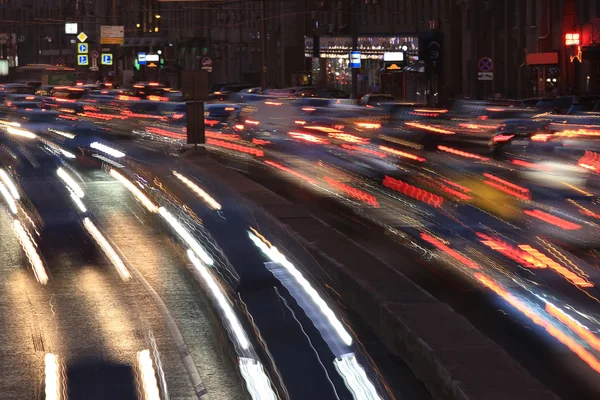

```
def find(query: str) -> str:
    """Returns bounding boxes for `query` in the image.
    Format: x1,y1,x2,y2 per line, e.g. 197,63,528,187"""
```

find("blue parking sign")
78,43,88,54
78,54,88,66
101,53,113,65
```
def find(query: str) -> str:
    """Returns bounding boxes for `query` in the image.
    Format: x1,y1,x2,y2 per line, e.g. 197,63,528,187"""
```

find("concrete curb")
191,154,559,400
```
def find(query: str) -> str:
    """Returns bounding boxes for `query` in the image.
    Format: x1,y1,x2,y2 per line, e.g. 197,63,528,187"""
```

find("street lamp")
155,15,161,19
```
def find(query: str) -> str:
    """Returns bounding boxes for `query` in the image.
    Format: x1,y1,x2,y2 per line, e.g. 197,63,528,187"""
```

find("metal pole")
260,0,267,88
351,0,358,97
469,0,477,99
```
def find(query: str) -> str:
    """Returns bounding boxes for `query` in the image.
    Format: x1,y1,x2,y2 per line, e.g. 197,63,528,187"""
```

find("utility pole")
469,0,477,99
351,0,358,97
260,0,267,88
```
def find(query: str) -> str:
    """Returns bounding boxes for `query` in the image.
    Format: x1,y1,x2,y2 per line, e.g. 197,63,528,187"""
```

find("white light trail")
159,207,213,265
188,250,249,349
92,154,124,168
109,169,159,213
0,181,17,214
238,358,277,400
173,171,221,210
45,142,76,159
44,353,62,400
91,141,126,158
6,125,36,139
137,349,161,400
334,353,381,400
48,128,76,139
13,220,48,284
57,167,84,198
0,169,20,199
248,231,353,346
70,193,87,213
83,218,131,281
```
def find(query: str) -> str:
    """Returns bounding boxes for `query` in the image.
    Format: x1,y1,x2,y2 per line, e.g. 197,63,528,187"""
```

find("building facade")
0,0,598,96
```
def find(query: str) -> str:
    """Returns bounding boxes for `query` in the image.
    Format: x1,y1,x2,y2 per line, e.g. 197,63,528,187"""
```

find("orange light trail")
324,176,379,207
482,173,531,200
475,272,600,375
379,146,425,162
341,144,387,158
206,138,264,157
524,209,582,231
265,160,317,184
437,145,489,161
421,233,480,269
405,122,454,134
383,176,444,207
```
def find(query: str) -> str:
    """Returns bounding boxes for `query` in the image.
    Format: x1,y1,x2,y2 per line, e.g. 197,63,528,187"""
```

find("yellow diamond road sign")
77,32,87,42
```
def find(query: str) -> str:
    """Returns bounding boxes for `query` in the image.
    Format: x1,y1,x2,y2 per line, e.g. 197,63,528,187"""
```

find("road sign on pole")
77,32,88,42
478,57,493,72
101,54,113,65
91,50,99,59
78,43,88,54
78,54,89,66
478,72,494,81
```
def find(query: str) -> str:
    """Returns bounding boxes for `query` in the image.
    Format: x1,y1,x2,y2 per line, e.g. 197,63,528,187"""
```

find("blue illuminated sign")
349,51,361,69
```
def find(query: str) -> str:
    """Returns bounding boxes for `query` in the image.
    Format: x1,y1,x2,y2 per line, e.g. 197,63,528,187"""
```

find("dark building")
0,0,597,95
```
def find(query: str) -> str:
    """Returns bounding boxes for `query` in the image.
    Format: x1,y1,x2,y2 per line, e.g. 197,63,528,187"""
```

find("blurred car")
489,119,556,156
360,94,395,107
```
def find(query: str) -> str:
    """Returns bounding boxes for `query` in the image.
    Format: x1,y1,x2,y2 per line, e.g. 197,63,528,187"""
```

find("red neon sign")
565,33,580,46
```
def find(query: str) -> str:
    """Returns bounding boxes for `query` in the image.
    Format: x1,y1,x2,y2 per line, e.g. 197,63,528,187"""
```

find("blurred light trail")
383,176,444,208
109,169,159,213
57,167,84,198
137,349,161,400
328,132,369,143
334,353,382,400
355,122,381,129
93,154,124,168
41,139,76,159
48,128,75,139
524,209,582,231
206,138,265,157
437,145,489,161
70,193,87,213
475,272,600,374
159,207,214,265
173,171,221,210
90,142,126,158
324,176,379,208
578,151,600,172
405,122,454,134
482,173,531,200
6,125,36,139
238,358,278,400
0,181,17,214
516,244,592,288
0,169,20,199
421,233,480,270
13,220,48,284
378,146,425,162
44,353,62,400
510,159,553,171
248,231,353,346
341,144,387,158
252,138,272,146
477,233,545,269
492,134,514,143
531,133,552,142
83,218,131,281
187,251,250,350
546,303,600,353
288,131,330,144
264,160,316,184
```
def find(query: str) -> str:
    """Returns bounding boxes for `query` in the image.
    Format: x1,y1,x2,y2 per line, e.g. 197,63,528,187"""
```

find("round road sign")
55,57,64,65
91,50,99,59
478,57,493,72
201,56,212,67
